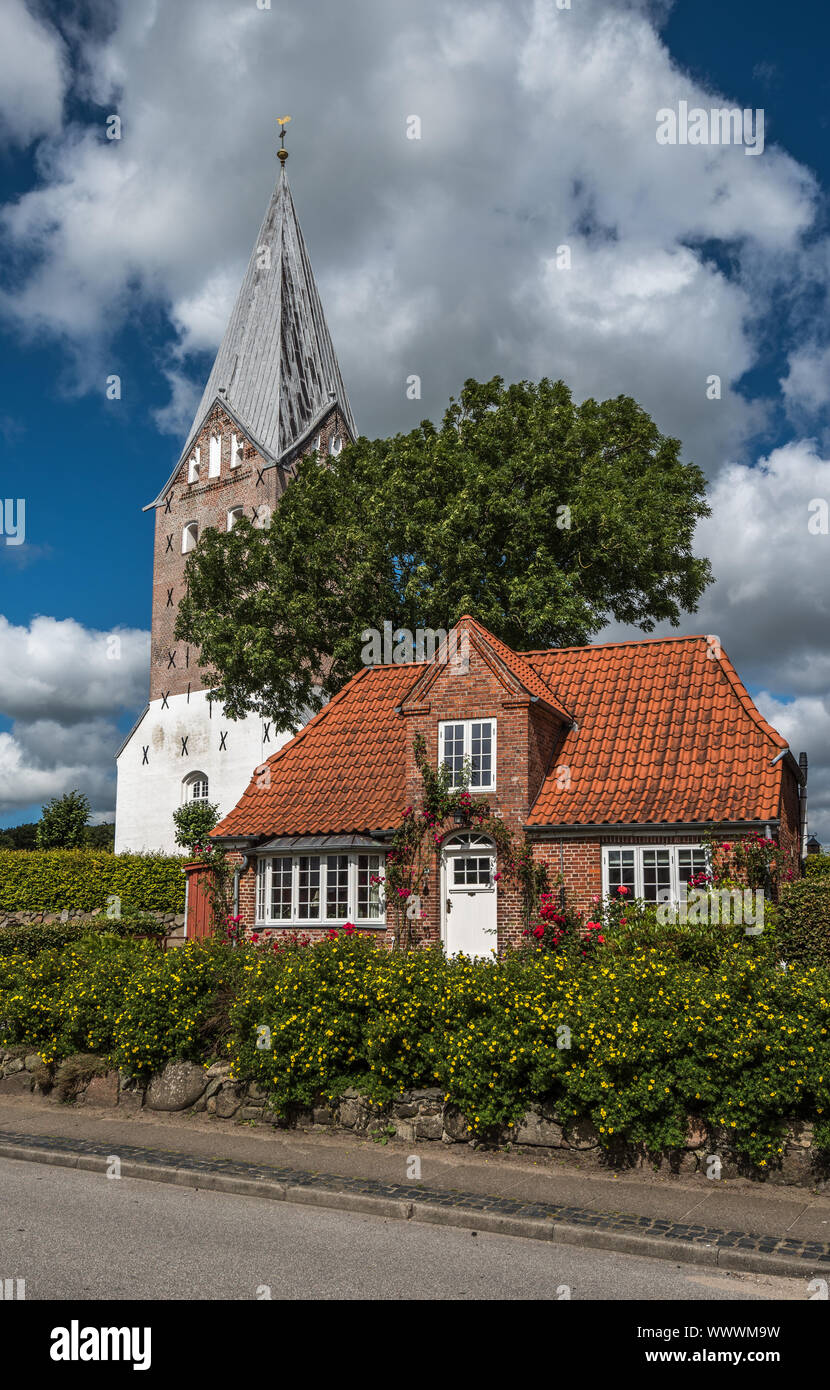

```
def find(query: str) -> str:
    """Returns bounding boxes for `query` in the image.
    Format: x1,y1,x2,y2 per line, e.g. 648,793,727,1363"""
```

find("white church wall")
114,690,290,854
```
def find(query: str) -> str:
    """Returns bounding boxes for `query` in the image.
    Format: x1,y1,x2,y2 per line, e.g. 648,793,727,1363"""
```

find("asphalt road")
0,1158,810,1301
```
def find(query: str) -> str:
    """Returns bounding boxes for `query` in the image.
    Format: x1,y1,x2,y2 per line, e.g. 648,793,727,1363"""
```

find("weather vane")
277,116,291,165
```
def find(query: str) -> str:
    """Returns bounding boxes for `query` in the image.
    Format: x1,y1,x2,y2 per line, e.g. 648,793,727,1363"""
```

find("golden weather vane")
277,115,291,165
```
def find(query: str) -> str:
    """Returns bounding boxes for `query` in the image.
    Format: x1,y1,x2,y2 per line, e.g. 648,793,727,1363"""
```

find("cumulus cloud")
0,0,819,469
0,0,68,147
0,618,149,818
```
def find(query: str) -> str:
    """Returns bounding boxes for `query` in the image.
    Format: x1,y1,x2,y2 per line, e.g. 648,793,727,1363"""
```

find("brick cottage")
196,616,806,953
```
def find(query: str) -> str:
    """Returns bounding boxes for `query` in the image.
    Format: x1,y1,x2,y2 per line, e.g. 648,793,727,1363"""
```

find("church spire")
151,131,356,505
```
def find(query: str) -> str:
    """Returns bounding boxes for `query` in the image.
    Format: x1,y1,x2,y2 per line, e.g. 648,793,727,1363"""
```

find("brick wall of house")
777,764,803,882
150,403,348,701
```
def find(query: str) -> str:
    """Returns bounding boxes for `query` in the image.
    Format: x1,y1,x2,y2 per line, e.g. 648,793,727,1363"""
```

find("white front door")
443,837,497,958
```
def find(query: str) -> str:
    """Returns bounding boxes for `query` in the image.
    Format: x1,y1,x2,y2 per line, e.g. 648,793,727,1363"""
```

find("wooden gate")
184,862,214,940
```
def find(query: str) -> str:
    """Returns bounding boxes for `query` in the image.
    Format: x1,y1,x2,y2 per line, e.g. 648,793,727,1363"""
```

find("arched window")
183,772,209,802
227,507,243,531
329,433,343,457
230,433,243,468
188,448,200,484
443,832,493,850
182,521,198,553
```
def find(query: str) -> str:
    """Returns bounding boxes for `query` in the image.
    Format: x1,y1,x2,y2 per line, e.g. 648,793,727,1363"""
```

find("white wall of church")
114,690,290,854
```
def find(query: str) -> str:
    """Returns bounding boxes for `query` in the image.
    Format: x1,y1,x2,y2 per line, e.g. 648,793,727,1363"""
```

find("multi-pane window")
452,856,492,887
603,846,708,904
297,856,321,919
270,858,292,920
606,848,636,896
678,847,710,898
326,855,349,918
256,853,386,926
438,718,496,791
357,854,383,920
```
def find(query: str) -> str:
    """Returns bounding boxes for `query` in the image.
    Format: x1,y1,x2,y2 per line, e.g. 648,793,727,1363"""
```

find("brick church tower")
115,143,356,852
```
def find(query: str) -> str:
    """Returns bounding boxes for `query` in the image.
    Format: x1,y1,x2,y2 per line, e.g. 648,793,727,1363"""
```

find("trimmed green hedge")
805,855,830,878
778,879,830,966
0,851,186,915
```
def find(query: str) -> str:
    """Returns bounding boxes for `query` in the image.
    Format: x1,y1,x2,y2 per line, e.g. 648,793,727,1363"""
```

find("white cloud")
0,0,820,468
0,0,67,147
0,616,149,721
0,618,149,819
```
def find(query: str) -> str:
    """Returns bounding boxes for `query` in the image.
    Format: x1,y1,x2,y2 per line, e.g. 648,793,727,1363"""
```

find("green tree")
0,821,38,850
37,791,90,849
176,376,712,727
172,800,220,854
84,822,115,850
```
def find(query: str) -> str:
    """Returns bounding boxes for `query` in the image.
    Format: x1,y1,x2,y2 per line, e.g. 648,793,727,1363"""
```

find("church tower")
115,133,355,852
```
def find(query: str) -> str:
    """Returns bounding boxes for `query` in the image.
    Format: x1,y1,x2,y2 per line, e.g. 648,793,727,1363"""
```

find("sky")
1,0,830,837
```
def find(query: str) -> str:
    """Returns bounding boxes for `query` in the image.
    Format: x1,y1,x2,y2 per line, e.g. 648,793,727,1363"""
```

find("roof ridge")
520,632,709,655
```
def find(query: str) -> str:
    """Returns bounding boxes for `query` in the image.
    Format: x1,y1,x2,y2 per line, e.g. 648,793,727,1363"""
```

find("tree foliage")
36,791,90,850
172,800,220,854
176,376,712,726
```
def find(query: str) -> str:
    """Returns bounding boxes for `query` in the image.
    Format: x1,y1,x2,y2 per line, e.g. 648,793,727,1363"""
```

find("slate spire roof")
151,166,355,506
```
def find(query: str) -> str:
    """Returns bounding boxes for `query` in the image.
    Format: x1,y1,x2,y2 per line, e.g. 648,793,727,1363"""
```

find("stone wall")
0,909,184,934
0,1047,825,1189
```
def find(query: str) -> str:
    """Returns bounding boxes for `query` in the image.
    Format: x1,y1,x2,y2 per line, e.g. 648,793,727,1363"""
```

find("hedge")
1,933,828,1167
777,879,830,966
0,851,186,915
805,855,830,878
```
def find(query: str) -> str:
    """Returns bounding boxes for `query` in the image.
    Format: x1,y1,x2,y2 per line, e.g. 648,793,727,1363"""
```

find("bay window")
256,852,386,926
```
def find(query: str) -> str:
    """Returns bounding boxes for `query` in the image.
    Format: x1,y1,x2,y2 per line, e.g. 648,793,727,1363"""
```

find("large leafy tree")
176,377,712,728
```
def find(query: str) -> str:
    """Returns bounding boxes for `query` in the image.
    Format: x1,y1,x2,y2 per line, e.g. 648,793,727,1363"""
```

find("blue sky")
1,0,830,833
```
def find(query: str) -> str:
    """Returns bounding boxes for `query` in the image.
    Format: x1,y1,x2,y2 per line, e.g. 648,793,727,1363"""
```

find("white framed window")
187,448,200,484
183,772,209,802
209,434,221,477
603,845,709,904
438,718,496,791
182,521,198,554
255,852,386,926
227,506,243,530
230,433,243,468
329,433,343,456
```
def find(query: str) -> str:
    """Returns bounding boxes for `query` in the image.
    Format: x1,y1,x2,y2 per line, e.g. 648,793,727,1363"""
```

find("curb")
1,1131,828,1279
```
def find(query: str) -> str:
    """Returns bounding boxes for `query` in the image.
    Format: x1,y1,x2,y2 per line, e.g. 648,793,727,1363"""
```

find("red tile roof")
212,622,791,840
523,634,787,826
214,663,414,839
